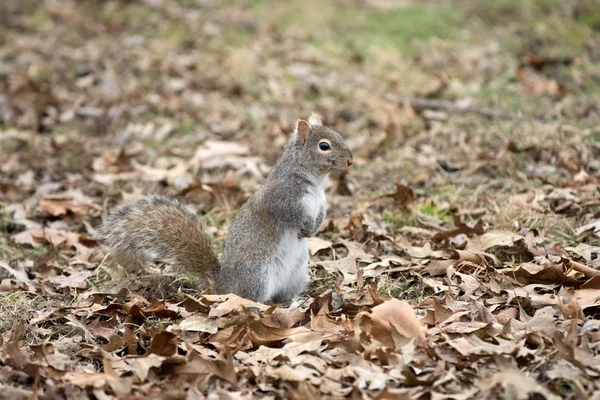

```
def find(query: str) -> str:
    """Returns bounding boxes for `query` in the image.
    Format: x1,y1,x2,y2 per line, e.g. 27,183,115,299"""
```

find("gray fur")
100,116,353,304
99,195,219,282
217,121,352,303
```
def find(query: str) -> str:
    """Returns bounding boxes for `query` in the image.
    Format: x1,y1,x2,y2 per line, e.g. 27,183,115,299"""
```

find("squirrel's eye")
319,142,331,151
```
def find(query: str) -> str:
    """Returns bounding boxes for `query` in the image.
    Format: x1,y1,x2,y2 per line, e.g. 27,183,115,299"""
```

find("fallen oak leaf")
0,279,31,292
360,299,427,348
507,262,583,287
260,307,305,329
378,183,415,211
480,370,561,399
308,237,332,255
56,372,118,389
12,228,96,249
510,192,545,212
432,216,487,243
177,315,218,334
422,259,455,276
573,288,600,311
396,239,448,259
517,65,566,96
444,334,517,357
581,276,600,289
47,270,94,289
575,219,600,237
127,353,166,382
0,261,31,284
12,228,66,248
39,198,98,218
85,318,117,340
553,332,600,377
149,331,178,357
565,243,600,263
362,256,412,279
494,307,518,324
172,349,237,385
266,364,321,385
315,240,375,285
206,293,268,317
467,230,524,253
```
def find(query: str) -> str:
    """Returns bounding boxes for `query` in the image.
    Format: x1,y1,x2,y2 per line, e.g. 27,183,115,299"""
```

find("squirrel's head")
292,113,354,175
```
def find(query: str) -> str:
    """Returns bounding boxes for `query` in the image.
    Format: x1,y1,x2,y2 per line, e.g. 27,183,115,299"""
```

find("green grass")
383,210,415,229
211,237,225,254
584,130,600,143
361,6,463,54
251,1,465,58
419,202,450,221
378,275,423,304
472,0,595,56
146,317,161,328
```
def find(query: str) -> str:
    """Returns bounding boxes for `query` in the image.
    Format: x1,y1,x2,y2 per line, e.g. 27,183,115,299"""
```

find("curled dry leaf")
380,183,415,211
362,299,427,348
508,263,582,287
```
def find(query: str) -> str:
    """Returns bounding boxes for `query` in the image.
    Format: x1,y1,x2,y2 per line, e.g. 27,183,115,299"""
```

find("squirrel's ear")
308,112,322,126
296,120,310,146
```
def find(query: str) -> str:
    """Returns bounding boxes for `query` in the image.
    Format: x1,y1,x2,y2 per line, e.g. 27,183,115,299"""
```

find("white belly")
266,228,308,298
265,175,328,299
301,175,328,220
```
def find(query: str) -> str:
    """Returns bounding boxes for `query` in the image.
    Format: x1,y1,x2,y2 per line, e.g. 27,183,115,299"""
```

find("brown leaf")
573,288,600,311
260,307,305,329
206,294,268,317
365,299,427,348
432,215,487,243
127,354,166,382
59,372,118,389
517,66,566,96
509,263,582,287
308,237,332,255
177,315,218,334
381,184,415,211
556,297,584,320
172,350,237,385
149,331,178,357
316,240,375,284
47,270,94,289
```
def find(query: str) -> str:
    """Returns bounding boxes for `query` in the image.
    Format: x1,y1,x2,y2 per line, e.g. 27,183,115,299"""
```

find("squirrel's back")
99,195,219,279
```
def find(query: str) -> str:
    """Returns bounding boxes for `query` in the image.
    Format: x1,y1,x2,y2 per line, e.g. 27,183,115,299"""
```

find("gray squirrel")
99,113,354,303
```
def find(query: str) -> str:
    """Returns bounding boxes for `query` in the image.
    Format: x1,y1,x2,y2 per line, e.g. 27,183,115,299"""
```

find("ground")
1,0,600,398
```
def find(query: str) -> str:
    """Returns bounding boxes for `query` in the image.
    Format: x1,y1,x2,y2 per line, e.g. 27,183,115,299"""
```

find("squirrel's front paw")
298,229,310,238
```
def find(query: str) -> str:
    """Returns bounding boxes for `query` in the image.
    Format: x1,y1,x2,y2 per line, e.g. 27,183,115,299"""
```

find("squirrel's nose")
347,158,354,167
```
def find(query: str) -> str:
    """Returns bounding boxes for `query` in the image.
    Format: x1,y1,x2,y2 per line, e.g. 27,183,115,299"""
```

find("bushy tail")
99,195,220,279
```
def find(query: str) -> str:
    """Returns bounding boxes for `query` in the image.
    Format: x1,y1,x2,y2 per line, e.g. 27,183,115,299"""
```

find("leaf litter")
1,0,600,399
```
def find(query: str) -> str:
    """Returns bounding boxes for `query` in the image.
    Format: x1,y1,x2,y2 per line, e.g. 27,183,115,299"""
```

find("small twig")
385,94,523,120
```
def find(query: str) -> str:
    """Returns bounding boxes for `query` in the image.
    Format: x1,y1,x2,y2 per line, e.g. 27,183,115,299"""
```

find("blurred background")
1,3,600,396
1,0,599,240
